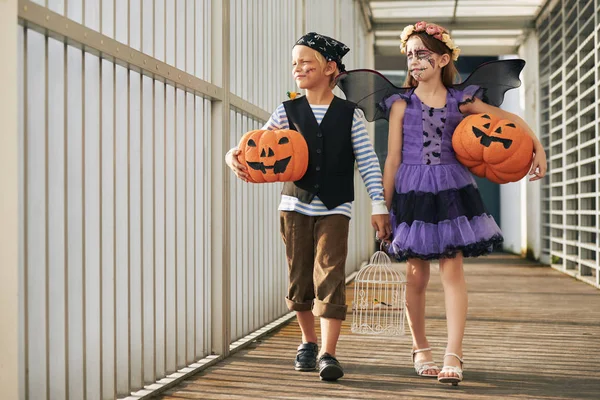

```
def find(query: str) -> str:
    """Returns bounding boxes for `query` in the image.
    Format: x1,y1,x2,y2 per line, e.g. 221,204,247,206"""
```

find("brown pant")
279,211,350,320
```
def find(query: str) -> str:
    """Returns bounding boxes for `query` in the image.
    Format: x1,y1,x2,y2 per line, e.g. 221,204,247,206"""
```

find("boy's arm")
350,109,388,215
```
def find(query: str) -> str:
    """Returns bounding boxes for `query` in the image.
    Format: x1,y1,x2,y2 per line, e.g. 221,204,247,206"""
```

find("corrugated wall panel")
537,0,600,288
17,0,373,398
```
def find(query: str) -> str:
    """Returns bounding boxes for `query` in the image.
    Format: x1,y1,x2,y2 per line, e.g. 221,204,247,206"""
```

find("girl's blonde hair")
403,32,458,88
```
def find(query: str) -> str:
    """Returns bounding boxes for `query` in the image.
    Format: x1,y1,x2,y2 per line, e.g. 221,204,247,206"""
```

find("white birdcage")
351,247,407,336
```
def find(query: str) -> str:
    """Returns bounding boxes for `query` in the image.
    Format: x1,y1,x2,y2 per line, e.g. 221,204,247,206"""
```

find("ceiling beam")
374,18,534,31
451,0,459,25
375,44,519,57
357,0,373,32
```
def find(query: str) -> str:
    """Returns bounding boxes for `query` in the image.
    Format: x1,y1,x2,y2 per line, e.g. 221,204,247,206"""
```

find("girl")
378,22,547,385
226,32,390,381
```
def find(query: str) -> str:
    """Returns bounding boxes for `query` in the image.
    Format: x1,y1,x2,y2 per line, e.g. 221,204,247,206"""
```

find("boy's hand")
226,149,249,182
371,214,391,241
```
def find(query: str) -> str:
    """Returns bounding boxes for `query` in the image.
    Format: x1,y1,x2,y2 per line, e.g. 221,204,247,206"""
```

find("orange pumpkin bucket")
238,129,309,183
452,113,534,184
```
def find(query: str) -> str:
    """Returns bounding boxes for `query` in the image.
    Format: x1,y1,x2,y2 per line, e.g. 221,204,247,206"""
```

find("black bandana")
295,32,350,72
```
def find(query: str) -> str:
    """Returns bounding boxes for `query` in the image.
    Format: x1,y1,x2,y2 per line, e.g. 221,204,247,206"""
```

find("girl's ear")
439,53,451,68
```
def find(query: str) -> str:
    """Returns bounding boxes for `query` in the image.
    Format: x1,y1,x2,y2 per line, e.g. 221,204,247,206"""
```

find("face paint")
406,36,444,82
427,56,436,68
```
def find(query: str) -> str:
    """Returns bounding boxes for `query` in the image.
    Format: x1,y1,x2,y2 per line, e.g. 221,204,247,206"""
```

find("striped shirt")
263,102,387,218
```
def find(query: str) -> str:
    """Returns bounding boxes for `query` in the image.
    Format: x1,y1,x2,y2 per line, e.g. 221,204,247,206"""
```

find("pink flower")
414,21,428,31
426,25,440,35
434,33,443,41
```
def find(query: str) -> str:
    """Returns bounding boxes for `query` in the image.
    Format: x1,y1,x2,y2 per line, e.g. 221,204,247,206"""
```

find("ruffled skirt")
389,163,503,261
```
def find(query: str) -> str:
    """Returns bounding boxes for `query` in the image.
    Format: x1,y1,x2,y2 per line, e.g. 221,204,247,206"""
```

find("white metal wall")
17,0,375,398
519,32,543,261
227,0,374,341
537,0,600,287
499,55,527,256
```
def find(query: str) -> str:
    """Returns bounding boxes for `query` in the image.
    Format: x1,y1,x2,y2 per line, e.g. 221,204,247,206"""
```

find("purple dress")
384,86,503,261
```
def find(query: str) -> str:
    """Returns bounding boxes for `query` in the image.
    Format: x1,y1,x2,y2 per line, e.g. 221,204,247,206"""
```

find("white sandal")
411,348,440,377
438,353,464,386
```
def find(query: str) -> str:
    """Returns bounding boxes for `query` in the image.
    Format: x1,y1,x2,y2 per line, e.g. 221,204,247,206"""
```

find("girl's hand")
529,144,547,181
226,149,249,182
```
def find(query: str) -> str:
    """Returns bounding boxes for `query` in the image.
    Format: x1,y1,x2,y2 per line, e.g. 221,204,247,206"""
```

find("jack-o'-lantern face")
238,129,309,183
470,114,518,151
452,113,534,184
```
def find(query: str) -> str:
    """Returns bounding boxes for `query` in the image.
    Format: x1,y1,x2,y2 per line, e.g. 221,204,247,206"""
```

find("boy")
226,32,390,381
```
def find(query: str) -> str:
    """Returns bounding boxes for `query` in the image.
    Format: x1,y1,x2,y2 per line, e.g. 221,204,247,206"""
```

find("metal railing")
537,0,600,288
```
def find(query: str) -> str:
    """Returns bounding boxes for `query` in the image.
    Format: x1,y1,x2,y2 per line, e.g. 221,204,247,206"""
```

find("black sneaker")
318,353,344,381
295,342,318,371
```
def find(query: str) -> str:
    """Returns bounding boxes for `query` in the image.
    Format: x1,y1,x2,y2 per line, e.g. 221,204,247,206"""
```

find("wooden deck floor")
159,254,600,399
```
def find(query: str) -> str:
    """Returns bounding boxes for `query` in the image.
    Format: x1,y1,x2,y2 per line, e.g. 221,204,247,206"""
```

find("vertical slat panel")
242,115,250,336
227,113,235,337
114,63,129,396
142,75,156,384
129,2,143,387
128,70,143,390
259,121,267,327
176,0,185,70
100,57,116,400
101,0,114,38
227,0,235,338
256,1,264,329
265,0,270,111
185,92,195,363
246,115,254,337
154,81,166,378
195,0,204,80
142,0,153,56
247,0,254,337
274,1,282,323
194,97,209,359
68,0,84,24
166,0,175,66
186,0,194,75
155,0,165,63
204,0,211,81
204,97,212,353
230,110,240,339
239,112,245,340
18,24,26,400
253,0,259,107
154,5,167,377
66,42,85,400
165,0,177,374
47,35,67,400
164,83,176,373
175,88,186,367
112,22,129,389
238,1,245,339
26,28,48,400
129,0,141,51
230,0,237,97
84,49,102,400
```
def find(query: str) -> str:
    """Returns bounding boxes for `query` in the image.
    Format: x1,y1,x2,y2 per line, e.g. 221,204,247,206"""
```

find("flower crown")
400,21,461,61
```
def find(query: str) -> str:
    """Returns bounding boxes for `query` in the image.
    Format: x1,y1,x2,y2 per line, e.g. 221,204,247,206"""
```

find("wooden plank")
158,254,600,399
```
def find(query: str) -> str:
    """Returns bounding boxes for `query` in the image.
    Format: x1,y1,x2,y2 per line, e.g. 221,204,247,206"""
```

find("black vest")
282,95,356,210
